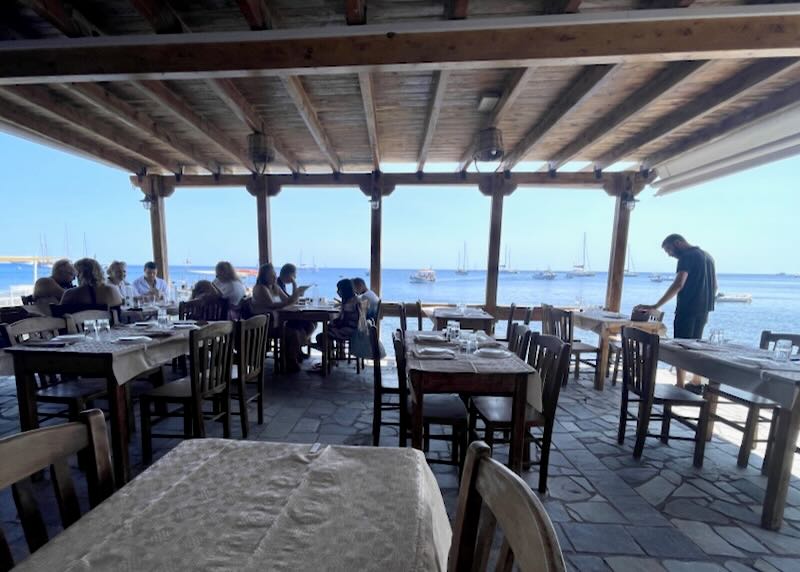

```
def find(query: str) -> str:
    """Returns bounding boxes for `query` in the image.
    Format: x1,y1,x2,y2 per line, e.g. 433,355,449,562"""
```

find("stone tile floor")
1,357,800,571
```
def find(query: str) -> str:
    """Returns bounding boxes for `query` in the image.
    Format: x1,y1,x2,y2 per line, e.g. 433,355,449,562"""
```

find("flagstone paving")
1,354,800,570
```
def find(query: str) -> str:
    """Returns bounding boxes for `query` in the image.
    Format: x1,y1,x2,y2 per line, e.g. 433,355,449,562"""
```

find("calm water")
2,264,798,346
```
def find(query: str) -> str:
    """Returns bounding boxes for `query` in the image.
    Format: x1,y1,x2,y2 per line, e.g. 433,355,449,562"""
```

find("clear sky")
1,130,797,274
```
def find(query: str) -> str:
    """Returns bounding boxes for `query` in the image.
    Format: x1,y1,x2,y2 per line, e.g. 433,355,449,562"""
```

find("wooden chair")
230,315,269,438
1,317,108,425
51,303,119,324
399,302,408,332
140,322,235,465
0,409,115,570
469,333,571,493
617,327,709,467
392,330,468,469
449,441,566,572
370,324,401,445
541,304,599,383
609,308,665,386
415,300,424,330
178,298,229,321
706,330,800,470
64,309,116,332
496,303,517,342
507,323,532,360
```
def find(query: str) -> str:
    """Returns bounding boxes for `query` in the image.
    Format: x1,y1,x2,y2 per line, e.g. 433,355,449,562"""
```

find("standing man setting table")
637,233,717,393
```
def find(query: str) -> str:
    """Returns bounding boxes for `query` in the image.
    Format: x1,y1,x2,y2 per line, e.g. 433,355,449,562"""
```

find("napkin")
413,347,456,359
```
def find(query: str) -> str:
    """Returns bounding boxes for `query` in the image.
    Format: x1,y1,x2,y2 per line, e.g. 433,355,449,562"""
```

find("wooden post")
369,189,382,296
604,173,642,312
144,176,173,283
479,175,516,312
247,175,273,266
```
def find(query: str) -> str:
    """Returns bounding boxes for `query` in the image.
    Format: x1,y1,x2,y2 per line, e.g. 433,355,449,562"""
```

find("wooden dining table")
658,338,800,530
5,325,193,484
405,330,537,474
425,306,496,333
277,304,339,376
572,308,667,390
12,439,452,571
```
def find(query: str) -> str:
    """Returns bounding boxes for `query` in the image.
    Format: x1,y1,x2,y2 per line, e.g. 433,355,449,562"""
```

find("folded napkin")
114,336,154,343
413,347,456,360
416,333,450,344
23,340,70,348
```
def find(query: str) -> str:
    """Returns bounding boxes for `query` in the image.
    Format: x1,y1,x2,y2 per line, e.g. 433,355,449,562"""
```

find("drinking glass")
708,329,721,344
774,339,792,362
83,319,98,340
157,307,170,330
96,318,111,341
467,333,478,355
457,302,466,314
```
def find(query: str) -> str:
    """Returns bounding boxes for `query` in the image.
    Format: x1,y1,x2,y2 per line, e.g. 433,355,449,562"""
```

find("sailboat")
455,242,469,275
297,251,319,273
499,246,518,274
624,250,638,277
567,233,595,277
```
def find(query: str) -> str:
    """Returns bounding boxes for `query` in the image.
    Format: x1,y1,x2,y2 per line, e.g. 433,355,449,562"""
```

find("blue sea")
1,264,798,347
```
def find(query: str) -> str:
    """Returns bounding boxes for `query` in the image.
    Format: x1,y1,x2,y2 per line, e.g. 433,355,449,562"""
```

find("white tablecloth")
15,440,451,571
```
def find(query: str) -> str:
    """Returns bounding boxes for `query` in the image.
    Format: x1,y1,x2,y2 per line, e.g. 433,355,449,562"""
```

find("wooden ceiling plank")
6,11,800,83
592,58,800,170
235,0,277,30
128,0,186,34
280,76,342,172
0,84,176,172
547,60,709,171
24,0,103,37
445,0,469,19
645,79,800,168
500,65,617,170
417,70,450,172
358,72,381,170
346,0,367,25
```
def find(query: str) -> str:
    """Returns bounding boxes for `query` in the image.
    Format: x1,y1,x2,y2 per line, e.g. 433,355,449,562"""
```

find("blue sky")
1,131,797,274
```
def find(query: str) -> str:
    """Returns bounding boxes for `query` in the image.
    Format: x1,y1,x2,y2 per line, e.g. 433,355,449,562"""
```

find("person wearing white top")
353,277,380,320
212,261,247,306
132,261,168,299
107,260,135,302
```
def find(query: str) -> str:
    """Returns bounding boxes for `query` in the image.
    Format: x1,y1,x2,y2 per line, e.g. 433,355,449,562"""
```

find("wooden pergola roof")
2,1,800,178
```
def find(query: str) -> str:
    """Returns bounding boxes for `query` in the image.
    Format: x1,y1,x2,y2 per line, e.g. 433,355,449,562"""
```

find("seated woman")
317,279,360,347
61,258,123,307
190,280,220,302
106,260,134,302
251,263,308,373
212,261,246,307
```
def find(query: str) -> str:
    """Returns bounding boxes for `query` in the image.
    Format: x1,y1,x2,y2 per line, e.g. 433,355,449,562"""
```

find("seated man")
33,259,76,303
353,277,380,320
132,261,168,301
61,258,123,307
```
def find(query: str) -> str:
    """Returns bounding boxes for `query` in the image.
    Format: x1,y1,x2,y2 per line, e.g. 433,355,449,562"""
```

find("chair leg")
451,426,460,466
738,405,759,468
693,402,709,468
236,378,249,439
256,374,265,425
423,423,430,452
141,398,153,465
618,386,628,445
762,408,780,475
399,410,407,448
573,352,580,379
183,402,193,437
538,424,554,494
484,422,495,450
192,398,205,438
372,389,381,447
222,391,231,439
611,350,621,387
660,404,671,444
633,399,652,459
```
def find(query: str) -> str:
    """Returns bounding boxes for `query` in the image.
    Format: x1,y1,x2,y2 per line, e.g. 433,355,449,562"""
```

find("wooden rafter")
457,67,535,171
0,85,177,172
645,79,800,168
280,76,341,172
500,65,616,170
358,72,381,170
128,0,185,33
25,0,103,37
445,0,469,19
235,0,276,30
547,61,708,171
592,58,800,170
0,99,144,173
543,0,582,14
5,10,800,83
345,0,366,25
136,80,254,170
417,71,450,172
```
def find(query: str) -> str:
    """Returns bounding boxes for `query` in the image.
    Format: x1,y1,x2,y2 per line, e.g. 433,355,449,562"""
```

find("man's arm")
640,271,688,309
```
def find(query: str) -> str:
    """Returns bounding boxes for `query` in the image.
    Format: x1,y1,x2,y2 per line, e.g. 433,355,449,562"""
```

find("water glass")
456,302,466,314
708,329,723,344
83,319,98,340
467,333,478,355
96,318,111,341
774,339,792,362
157,307,170,330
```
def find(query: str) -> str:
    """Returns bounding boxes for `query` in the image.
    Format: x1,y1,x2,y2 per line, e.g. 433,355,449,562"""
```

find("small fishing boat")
409,269,436,283
533,269,556,280
716,292,752,303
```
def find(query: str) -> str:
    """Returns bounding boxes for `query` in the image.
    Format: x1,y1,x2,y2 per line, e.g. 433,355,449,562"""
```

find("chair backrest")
760,330,800,355
369,323,383,387
179,298,229,321
529,333,571,418
621,327,660,401
449,441,566,572
64,309,115,333
235,315,269,383
541,304,573,344
399,303,408,332
630,307,665,323
0,410,115,570
1,316,67,345
523,306,532,326
505,303,517,338
415,300,424,330
508,323,531,360
392,330,411,427
50,303,110,318
189,321,235,397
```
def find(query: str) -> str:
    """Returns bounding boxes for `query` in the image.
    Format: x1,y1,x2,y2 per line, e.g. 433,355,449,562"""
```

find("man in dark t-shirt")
636,234,717,392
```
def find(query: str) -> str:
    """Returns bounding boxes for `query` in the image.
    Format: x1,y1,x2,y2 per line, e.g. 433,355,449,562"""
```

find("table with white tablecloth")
14,440,452,572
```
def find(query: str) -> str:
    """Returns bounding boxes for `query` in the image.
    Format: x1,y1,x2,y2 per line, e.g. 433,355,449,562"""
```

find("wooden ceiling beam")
137,80,254,170
346,0,367,25
457,67,535,171
5,10,800,83
547,60,708,171
128,0,186,34
592,58,800,170
0,99,145,173
645,79,800,168
500,65,617,170
280,76,342,172
0,85,177,172
235,0,277,30
543,1,582,14
445,0,469,19
358,72,381,170
24,0,104,37
417,70,450,172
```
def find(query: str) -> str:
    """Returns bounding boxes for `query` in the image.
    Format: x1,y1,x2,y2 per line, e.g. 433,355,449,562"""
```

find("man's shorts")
674,313,708,339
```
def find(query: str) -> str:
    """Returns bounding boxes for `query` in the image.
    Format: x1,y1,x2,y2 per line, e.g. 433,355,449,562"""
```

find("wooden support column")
247,175,275,266
142,175,174,283
479,175,516,312
360,173,394,297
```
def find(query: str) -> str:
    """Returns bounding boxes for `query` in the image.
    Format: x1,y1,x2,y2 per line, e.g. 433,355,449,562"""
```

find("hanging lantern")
472,127,505,162
248,132,275,174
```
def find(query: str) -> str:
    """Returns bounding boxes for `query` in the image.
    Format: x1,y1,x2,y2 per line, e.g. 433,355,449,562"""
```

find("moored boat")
410,269,436,283
716,292,752,303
